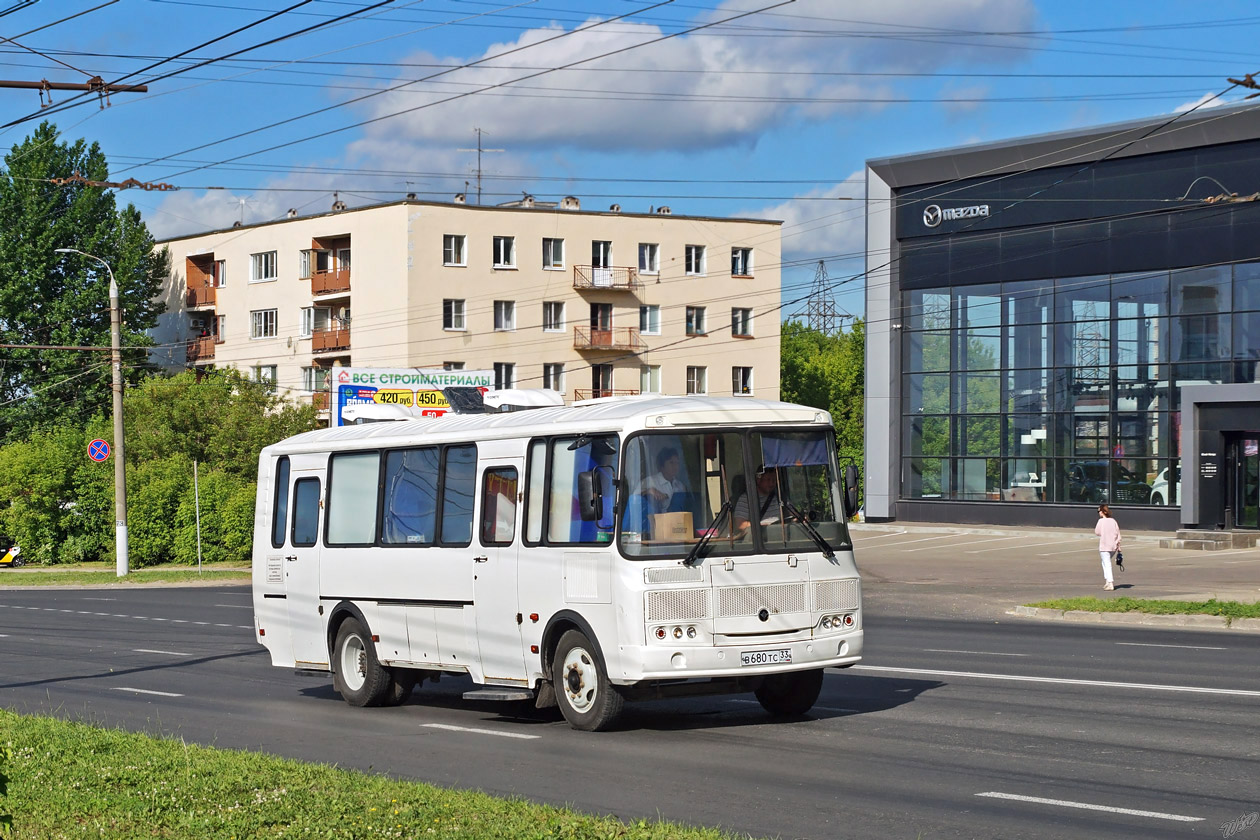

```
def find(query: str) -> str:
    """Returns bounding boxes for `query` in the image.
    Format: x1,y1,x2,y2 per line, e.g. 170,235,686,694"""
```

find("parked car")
1067,461,1152,504
1149,466,1181,505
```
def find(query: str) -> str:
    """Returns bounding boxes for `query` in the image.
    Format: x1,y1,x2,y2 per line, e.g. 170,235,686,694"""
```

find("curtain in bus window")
327,452,380,545
292,477,320,547
271,456,290,548
382,448,439,545
761,435,830,468
439,445,476,545
548,436,618,543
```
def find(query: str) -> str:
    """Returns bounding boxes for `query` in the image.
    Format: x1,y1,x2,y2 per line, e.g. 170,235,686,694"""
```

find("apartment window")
301,306,330,338
640,364,661,394
212,259,226,288
443,361,465,371
686,366,707,395
337,247,351,270
543,363,565,392
443,299,466,331
684,244,705,275
543,238,564,269
732,366,754,395
592,364,613,394
731,247,753,277
215,314,226,341
443,234,466,266
298,250,310,280
252,365,277,390
638,242,659,274
494,362,515,389
492,236,515,268
685,306,707,336
301,366,325,392
639,304,660,335
250,308,277,339
494,300,516,331
590,302,612,331
250,251,278,282
542,301,565,332
591,240,612,268
732,307,753,337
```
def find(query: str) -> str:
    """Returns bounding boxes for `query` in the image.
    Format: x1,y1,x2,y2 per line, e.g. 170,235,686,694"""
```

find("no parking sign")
88,439,111,462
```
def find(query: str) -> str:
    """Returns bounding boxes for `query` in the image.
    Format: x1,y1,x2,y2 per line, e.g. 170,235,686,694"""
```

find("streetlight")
55,248,128,577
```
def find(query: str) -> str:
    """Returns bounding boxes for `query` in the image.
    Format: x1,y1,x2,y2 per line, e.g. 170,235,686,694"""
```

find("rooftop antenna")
229,195,257,225
457,127,504,205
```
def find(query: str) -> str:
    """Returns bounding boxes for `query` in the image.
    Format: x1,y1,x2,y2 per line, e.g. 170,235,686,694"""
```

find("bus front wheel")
333,618,392,707
552,630,624,732
755,668,824,717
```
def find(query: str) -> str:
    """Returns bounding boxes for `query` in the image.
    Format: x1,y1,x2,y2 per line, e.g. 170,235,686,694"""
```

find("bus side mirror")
843,465,860,518
577,470,601,522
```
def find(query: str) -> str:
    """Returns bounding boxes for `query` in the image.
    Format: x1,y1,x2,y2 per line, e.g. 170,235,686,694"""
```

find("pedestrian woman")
1094,504,1121,591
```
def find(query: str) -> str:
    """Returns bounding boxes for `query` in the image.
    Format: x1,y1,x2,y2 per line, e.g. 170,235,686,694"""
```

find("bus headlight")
655,627,667,640
686,626,697,639
672,626,684,639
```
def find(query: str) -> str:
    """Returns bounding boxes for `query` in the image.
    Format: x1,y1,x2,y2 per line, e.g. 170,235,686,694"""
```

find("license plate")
740,648,792,666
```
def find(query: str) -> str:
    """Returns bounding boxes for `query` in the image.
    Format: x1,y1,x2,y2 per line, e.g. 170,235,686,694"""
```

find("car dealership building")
865,104,1260,531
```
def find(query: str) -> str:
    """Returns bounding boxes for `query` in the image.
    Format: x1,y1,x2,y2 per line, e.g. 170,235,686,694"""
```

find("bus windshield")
618,429,850,559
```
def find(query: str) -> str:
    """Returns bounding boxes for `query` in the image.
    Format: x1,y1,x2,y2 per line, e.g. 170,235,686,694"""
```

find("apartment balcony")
186,286,216,308
313,391,330,411
573,325,645,352
573,265,640,292
312,268,351,296
186,336,216,364
312,325,351,353
574,389,640,401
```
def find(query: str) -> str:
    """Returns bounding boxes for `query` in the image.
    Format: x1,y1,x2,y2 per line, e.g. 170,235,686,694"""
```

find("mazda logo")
923,205,942,228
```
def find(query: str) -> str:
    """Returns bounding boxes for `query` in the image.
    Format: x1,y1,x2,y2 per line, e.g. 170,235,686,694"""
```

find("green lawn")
0,710,740,839
0,563,249,586
1027,597,1260,618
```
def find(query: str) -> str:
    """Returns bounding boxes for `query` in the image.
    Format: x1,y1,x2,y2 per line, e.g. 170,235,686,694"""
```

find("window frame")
493,300,516,332
250,251,278,283
731,247,753,277
543,362,565,392
639,304,661,335
638,242,660,274
686,365,708,395
732,307,753,337
542,237,565,270
492,235,516,269
479,466,520,547
522,434,620,548
324,450,382,548
443,234,467,267
640,364,661,394
271,456,291,548
542,301,565,332
685,305,707,336
494,362,516,389
684,244,706,276
443,298,466,331
250,308,278,339
291,476,322,548
732,366,754,395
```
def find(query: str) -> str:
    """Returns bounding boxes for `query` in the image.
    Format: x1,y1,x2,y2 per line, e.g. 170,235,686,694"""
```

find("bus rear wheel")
333,618,392,707
755,668,824,717
552,630,624,732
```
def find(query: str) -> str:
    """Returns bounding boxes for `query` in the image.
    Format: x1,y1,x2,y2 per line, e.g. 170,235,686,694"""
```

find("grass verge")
1,709,739,840
1026,596,1260,618
0,564,248,586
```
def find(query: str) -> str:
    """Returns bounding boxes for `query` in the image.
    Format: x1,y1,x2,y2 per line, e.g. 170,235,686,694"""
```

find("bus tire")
332,618,391,707
552,629,624,732
755,668,824,717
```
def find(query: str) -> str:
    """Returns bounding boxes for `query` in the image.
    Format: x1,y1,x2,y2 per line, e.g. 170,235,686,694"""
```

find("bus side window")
480,467,518,546
292,478,321,547
524,440,545,544
439,445,477,546
327,452,380,546
381,448,439,545
271,456,291,548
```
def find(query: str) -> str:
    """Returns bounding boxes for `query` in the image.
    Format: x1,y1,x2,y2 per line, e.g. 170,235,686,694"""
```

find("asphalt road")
1,585,1257,840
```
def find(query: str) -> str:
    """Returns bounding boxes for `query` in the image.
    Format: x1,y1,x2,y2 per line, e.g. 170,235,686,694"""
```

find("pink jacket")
1095,517,1121,552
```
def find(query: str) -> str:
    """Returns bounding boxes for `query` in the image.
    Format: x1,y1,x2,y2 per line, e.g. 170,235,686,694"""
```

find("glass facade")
901,262,1260,506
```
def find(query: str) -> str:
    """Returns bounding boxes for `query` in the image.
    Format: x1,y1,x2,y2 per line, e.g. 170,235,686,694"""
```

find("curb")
1007,605,1260,632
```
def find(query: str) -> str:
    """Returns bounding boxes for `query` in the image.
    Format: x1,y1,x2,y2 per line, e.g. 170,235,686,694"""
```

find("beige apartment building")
152,196,782,415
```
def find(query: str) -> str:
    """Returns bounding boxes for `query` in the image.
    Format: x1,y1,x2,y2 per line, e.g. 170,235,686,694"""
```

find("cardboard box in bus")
650,512,693,542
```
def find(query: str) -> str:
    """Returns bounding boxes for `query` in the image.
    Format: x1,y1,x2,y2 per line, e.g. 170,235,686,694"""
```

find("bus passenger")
634,447,687,513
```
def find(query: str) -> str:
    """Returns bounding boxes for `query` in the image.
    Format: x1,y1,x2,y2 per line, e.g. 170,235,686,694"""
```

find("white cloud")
745,171,867,262
349,0,1038,154
1174,92,1226,114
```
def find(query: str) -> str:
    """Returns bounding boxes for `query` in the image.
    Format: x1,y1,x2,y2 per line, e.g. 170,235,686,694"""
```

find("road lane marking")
924,649,1028,657
975,792,1203,822
850,665,1260,698
873,535,959,548
82,597,117,601
1116,642,1227,651
421,723,539,740
851,531,907,541
903,536,1019,552
215,604,254,609
967,539,1067,554
110,687,184,698
133,649,191,657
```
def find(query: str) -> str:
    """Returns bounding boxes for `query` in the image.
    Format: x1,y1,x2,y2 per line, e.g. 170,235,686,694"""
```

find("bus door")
286,470,327,667
472,459,528,684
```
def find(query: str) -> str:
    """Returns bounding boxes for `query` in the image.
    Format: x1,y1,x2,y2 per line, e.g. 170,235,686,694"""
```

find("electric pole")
792,260,845,335
457,127,504,205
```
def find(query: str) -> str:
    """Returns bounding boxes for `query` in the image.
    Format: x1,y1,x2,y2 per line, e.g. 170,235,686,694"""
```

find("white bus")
252,396,863,731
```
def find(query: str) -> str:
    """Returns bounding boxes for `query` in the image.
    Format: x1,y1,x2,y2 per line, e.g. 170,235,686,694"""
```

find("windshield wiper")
683,500,732,567
781,501,835,559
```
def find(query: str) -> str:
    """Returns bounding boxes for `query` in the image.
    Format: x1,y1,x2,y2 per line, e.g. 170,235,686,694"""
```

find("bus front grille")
645,588,710,622
717,583,807,618
813,579,860,612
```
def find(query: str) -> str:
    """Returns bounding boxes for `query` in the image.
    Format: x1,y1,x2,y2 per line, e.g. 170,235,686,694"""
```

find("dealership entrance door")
1226,434,1260,529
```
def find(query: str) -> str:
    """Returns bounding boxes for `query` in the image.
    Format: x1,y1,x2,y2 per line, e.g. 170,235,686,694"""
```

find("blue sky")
4,0,1260,317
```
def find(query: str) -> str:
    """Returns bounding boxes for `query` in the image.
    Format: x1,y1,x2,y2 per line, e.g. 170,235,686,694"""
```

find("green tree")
0,121,170,440
780,318,865,460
